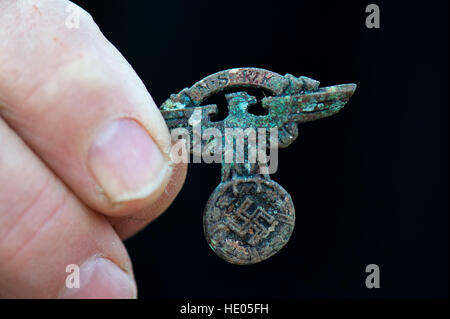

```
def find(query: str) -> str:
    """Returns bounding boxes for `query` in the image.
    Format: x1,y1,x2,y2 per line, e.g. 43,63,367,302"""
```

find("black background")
74,0,448,298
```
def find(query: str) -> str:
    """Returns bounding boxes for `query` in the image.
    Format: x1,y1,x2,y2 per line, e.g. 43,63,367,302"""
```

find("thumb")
0,0,186,239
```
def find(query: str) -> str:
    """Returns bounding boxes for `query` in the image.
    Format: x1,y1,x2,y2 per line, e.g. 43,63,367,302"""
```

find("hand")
0,0,186,298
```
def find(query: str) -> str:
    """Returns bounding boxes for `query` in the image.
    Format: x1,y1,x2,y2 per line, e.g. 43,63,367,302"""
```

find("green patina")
159,68,356,265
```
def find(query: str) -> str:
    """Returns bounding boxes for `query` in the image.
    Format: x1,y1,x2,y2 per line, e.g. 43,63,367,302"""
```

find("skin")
0,0,186,298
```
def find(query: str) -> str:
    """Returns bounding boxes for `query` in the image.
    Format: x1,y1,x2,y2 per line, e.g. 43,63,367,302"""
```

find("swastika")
227,197,276,246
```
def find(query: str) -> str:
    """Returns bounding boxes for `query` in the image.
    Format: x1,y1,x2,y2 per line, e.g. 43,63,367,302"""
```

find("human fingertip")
88,118,171,204
61,257,137,299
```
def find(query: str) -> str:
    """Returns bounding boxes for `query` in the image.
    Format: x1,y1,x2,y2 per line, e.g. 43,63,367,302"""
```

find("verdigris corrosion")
160,68,356,265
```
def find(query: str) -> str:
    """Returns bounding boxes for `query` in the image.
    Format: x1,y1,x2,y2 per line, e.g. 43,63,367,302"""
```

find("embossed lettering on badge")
159,68,356,265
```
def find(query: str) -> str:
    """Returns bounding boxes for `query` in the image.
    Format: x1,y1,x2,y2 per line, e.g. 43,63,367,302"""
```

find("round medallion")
203,178,295,265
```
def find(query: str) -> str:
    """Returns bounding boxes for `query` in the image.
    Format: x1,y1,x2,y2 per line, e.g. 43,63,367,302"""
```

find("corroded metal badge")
160,68,356,265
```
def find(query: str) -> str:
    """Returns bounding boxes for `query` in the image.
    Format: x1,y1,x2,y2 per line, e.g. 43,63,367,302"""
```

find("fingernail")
89,119,169,203
62,258,137,299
